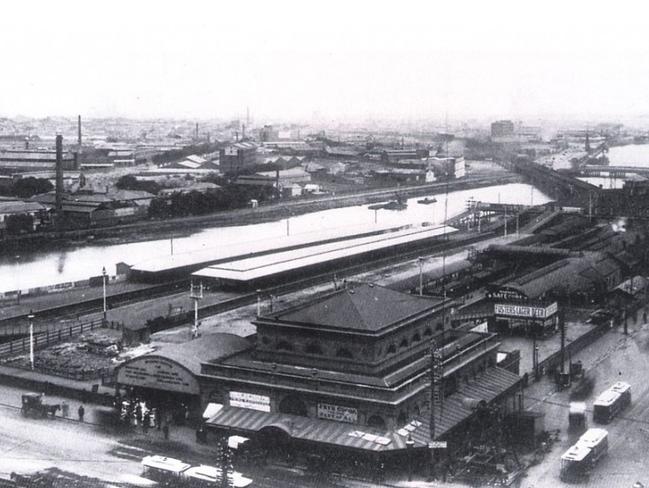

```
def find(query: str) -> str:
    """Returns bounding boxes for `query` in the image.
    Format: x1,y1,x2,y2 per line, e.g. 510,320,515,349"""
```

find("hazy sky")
1,0,649,122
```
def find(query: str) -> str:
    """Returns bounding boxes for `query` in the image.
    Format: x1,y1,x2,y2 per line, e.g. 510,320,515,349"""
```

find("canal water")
579,144,649,189
0,183,551,293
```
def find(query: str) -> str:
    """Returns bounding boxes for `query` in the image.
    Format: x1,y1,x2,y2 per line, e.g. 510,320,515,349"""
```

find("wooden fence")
0,318,104,357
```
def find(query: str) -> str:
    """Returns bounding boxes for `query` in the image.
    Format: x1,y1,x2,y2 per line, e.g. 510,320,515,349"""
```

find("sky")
1,0,649,123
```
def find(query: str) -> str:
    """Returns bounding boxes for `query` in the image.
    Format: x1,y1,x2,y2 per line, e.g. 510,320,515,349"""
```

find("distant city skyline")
2,0,649,123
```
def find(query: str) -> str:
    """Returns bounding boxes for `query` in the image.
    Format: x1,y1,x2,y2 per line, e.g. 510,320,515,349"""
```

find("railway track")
0,229,498,337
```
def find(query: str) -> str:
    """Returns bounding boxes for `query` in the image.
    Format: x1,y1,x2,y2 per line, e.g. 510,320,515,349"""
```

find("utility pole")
559,309,566,373
170,236,174,255
190,281,203,339
28,310,35,370
102,266,108,322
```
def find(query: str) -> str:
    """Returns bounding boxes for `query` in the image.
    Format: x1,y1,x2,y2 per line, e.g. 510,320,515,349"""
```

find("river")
579,144,649,189
0,183,551,293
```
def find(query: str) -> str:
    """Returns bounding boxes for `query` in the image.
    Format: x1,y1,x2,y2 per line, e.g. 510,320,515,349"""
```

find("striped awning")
206,407,410,452
206,367,521,452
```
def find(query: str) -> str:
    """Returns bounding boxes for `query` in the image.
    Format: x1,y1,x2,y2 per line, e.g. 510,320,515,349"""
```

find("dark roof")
150,333,252,376
503,253,620,299
268,283,444,332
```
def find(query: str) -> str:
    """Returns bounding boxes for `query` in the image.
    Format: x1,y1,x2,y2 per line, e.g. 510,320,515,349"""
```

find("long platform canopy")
130,222,409,274
193,225,458,284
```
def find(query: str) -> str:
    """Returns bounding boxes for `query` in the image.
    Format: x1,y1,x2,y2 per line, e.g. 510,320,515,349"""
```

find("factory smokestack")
195,122,199,141
55,135,64,216
77,115,82,148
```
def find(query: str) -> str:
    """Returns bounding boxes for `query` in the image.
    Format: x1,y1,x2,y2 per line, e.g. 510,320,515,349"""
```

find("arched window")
276,341,293,351
367,415,386,430
399,338,408,349
336,348,353,359
412,332,421,343
387,344,396,355
279,395,307,416
305,343,323,355
423,327,433,337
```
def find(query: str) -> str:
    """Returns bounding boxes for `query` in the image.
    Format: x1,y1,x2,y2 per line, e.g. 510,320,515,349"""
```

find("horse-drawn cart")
21,393,60,418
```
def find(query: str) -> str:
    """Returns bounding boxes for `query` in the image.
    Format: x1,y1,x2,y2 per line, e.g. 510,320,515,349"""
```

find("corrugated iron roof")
206,366,520,450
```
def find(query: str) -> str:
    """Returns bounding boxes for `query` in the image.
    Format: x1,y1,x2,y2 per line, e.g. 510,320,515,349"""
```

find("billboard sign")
317,403,358,423
494,302,558,319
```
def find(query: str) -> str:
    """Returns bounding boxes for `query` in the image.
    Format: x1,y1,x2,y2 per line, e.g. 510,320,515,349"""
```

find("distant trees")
7,177,53,198
115,175,161,195
148,184,275,219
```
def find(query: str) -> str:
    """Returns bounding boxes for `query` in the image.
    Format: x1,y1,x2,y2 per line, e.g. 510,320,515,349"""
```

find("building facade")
202,284,521,464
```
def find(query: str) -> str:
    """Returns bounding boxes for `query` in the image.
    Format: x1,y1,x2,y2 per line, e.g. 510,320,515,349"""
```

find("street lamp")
418,257,425,296
102,266,107,321
28,310,35,370
406,434,415,481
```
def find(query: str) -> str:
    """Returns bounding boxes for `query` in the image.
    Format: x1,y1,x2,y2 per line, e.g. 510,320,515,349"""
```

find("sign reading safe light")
494,302,558,319
317,403,358,423
229,391,271,412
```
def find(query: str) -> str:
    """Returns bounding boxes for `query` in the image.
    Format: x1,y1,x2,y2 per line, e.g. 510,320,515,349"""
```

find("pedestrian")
162,424,169,440
135,402,142,425
61,401,69,418
142,412,150,434
78,404,85,422
155,408,162,430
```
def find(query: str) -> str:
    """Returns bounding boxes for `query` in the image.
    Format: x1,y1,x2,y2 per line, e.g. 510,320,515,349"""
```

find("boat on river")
417,197,437,205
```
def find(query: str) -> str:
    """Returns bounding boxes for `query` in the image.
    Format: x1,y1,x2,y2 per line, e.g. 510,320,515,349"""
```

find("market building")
200,284,522,469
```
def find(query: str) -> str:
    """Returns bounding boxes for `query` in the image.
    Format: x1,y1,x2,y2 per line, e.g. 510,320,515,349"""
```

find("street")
522,319,649,487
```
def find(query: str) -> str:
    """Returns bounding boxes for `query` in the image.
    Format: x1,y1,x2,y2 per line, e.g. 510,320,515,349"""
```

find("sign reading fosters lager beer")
494,302,558,319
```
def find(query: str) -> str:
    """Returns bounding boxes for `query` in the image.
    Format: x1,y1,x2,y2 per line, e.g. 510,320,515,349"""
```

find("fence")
534,321,610,377
0,318,105,357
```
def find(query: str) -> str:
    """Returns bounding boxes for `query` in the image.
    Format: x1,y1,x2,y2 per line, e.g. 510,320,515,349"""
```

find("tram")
593,382,631,424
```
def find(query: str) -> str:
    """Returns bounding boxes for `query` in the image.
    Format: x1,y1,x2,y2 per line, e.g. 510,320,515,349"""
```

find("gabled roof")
268,283,443,332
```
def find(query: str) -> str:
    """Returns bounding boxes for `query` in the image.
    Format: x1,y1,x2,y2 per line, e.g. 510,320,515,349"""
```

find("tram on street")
141,455,253,487
559,428,608,482
593,382,632,424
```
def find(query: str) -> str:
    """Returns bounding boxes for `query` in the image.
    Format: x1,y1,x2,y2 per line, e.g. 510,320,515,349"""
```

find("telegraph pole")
28,310,35,370
190,281,204,339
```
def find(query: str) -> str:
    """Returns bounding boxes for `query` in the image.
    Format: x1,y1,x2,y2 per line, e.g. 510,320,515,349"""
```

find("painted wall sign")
229,391,271,412
317,403,358,423
116,356,199,394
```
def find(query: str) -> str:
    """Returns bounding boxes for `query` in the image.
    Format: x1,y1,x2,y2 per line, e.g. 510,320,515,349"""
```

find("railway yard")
0,178,648,487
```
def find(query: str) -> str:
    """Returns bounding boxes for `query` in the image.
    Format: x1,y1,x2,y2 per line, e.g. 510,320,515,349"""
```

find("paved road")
522,320,649,487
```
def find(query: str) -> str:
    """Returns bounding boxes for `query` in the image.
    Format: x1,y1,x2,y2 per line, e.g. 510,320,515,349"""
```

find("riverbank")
0,174,521,253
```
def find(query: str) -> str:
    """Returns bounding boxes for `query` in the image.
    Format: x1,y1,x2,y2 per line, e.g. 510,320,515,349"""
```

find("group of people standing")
117,395,192,440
